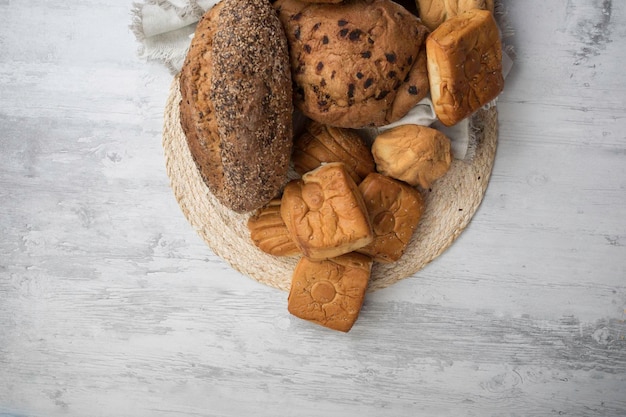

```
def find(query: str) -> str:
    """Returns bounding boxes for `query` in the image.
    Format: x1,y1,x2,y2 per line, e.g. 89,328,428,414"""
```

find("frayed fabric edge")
130,2,147,43
130,1,199,74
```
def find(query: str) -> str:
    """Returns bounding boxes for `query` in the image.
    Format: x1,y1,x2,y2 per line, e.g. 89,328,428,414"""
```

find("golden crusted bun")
371,124,452,189
357,173,424,262
426,9,504,126
416,0,494,31
247,199,301,257
292,121,375,184
280,162,374,260
179,0,293,213
288,252,373,332
274,0,430,128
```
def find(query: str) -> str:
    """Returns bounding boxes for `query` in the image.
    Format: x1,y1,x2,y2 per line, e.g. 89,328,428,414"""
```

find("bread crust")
357,173,424,262
371,124,452,188
247,199,301,257
292,121,375,184
281,163,374,260
274,0,430,128
416,0,494,31
426,9,503,126
179,0,293,213
287,252,372,332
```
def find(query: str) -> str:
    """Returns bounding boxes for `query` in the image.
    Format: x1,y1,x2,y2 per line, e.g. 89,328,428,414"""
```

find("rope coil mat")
163,75,498,292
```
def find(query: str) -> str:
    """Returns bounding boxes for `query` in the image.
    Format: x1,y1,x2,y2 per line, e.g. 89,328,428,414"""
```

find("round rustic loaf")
274,0,430,129
179,0,293,213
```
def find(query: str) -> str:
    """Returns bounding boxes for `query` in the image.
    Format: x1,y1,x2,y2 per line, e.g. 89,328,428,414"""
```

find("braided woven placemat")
163,75,498,292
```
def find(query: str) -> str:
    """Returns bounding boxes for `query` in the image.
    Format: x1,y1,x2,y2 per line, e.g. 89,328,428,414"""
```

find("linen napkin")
131,0,218,72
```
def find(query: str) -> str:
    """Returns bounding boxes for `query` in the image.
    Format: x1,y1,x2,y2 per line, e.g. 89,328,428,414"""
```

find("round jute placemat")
163,75,498,292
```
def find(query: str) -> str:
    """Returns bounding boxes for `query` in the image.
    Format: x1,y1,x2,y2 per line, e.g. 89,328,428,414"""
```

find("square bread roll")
357,173,424,262
280,162,374,260
288,252,373,332
426,9,504,126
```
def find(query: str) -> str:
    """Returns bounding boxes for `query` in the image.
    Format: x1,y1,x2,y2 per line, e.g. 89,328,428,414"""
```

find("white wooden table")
1,0,625,416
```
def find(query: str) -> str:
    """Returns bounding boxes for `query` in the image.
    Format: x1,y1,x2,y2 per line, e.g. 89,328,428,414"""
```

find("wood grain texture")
0,0,625,416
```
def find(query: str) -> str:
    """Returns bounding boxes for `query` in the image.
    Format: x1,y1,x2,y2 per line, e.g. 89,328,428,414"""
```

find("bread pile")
178,0,504,331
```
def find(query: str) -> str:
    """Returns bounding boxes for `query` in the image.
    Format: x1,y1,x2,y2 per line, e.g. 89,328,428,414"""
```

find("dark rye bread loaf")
274,0,430,129
179,0,293,213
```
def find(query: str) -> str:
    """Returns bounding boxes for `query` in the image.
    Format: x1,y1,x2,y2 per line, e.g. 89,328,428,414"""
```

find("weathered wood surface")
1,0,624,416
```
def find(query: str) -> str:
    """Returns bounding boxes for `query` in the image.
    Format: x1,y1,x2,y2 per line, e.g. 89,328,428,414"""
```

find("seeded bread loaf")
274,0,430,129
179,0,293,213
